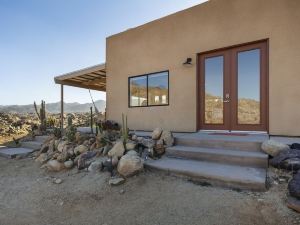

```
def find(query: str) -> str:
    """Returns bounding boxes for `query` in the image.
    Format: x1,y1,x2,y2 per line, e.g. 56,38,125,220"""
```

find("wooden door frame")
196,39,269,132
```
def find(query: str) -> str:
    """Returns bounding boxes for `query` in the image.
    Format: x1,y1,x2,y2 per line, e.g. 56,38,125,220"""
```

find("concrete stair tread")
145,157,266,191
167,145,268,159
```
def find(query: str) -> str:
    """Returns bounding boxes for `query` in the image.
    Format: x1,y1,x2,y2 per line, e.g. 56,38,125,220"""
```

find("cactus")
67,115,73,127
33,101,40,120
121,113,128,142
34,100,46,131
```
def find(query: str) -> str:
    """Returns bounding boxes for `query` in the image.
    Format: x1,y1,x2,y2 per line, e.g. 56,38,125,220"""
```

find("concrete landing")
145,157,267,191
0,147,34,159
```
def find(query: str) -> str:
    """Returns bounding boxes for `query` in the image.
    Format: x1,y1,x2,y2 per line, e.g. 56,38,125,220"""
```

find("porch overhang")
54,63,106,91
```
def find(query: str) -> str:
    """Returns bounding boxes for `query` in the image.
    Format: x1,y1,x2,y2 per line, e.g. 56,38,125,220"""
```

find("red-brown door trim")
196,39,269,132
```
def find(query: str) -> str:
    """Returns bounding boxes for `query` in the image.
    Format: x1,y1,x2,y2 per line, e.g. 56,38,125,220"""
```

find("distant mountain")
0,100,106,114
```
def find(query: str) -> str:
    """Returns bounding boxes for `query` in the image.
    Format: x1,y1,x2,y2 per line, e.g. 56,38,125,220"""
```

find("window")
129,71,169,107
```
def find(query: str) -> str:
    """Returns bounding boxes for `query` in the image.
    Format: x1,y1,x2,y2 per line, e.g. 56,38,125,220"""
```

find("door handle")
224,93,230,103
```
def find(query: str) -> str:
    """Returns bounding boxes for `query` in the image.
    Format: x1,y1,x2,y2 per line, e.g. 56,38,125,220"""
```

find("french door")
198,41,268,131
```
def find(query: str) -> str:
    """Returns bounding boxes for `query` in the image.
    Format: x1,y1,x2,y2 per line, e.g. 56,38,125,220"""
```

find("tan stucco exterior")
106,0,300,136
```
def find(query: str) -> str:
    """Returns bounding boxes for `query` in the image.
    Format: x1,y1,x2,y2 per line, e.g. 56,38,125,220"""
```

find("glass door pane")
204,56,224,124
237,49,260,124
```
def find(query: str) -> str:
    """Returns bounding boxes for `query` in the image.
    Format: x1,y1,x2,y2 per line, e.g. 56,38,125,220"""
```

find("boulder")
287,197,300,213
125,142,136,151
288,172,300,199
152,128,163,140
159,130,174,147
109,177,125,186
64,160,74,169
282,158,300,171
74,145,88,155
270,149,300,171
131,134,137,141
57,141,68,152
108,141,125,158
117,154,143,177
35,153,48,164
261,140,289,157
46,160,65,172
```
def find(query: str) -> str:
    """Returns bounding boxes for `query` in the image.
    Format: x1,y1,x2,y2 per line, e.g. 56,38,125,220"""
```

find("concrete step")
166,145,268,168
21,141,42,150
145,157,267,191
175,136,264,152
34,135,49,143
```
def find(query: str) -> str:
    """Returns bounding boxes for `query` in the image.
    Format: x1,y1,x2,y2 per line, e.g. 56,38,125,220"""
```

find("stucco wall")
106,0,300,136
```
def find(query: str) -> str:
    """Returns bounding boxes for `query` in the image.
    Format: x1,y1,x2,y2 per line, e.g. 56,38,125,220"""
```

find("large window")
129,71,169,107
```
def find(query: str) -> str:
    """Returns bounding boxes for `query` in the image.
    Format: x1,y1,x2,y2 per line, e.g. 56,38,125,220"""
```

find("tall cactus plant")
121,113,128,142
34,100,46,131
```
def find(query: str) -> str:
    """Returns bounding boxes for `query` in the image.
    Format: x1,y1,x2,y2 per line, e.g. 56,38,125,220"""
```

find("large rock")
74,145,88,155
57,141,68,152
152,128,163,140
108,141,125,158
117,154,143,177
261,140,289,157
270,149,300,171
46,160,65,172
287,197,300,213
159,130,174,147
288,172,300,199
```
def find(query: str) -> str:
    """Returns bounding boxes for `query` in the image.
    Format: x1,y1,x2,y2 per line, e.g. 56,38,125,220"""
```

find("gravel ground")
0,157,299,225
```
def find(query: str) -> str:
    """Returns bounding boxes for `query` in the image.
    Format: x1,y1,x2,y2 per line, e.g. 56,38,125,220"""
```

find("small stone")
119,189,125,194
112,156,119,167
64,160,74,169
35,153,48,164
125,142,136,151
74,145,88,155
108,177,125,186
54,178,62,184
46,160,65,172
57,141,68,152
88,161,103,172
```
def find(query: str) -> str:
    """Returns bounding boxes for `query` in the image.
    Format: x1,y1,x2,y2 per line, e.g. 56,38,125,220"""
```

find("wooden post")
60,84,64,132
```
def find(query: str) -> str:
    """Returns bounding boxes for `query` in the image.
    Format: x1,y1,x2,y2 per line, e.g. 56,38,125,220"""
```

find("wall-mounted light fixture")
183,57,192,66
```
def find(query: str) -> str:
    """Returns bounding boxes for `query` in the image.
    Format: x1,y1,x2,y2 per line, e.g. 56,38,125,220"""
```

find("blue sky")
0,0,206,105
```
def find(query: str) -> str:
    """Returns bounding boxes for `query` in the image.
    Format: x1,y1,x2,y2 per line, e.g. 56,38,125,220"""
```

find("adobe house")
55,0,300,136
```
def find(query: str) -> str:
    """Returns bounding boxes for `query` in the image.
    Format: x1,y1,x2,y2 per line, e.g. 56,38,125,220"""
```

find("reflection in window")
238,49,260,124
204,56,224,124
129,71,169,107
148,72,169,106
129,76,147,107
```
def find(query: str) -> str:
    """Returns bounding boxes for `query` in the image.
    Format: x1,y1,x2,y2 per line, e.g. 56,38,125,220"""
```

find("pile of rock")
261,139,300,213
33,126,174,186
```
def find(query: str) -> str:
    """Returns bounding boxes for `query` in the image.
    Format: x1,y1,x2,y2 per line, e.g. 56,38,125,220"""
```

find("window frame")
128,70,169,108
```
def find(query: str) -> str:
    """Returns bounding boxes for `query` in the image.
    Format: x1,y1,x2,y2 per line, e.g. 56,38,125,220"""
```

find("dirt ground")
0,157,299,225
